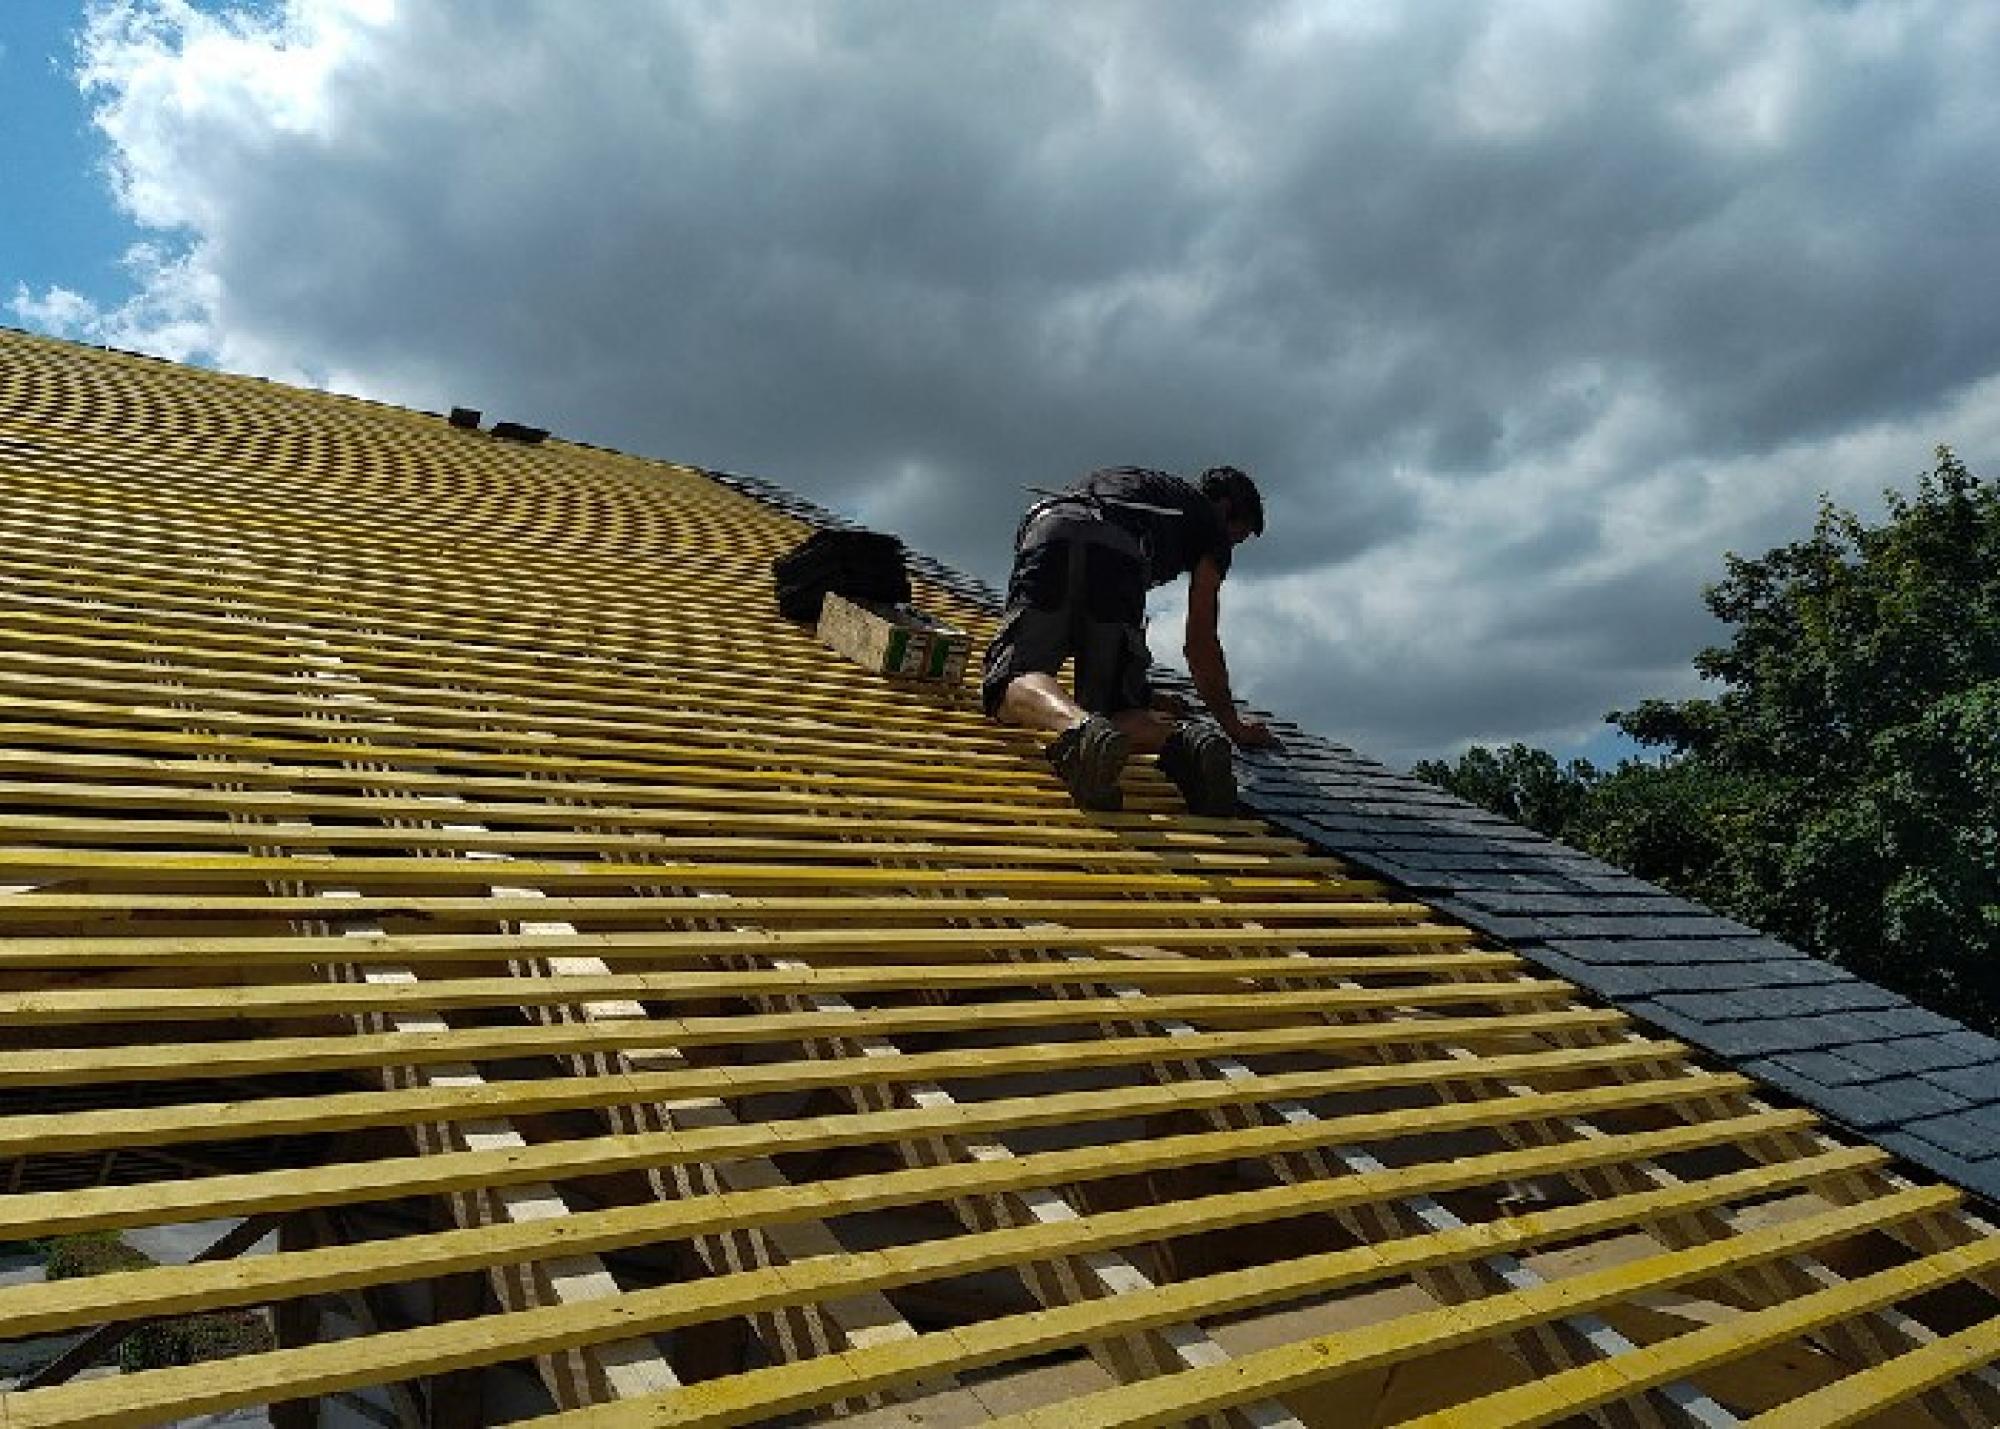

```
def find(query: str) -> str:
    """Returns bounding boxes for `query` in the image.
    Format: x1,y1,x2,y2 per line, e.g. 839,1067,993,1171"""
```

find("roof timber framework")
0,329,1995,1428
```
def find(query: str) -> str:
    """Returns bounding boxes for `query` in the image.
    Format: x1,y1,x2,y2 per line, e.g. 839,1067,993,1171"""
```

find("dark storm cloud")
20,0,2000,762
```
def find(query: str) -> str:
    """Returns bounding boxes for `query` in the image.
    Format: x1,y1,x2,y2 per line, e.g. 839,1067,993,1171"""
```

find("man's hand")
1149,689,1191,718
1222,714,1280,749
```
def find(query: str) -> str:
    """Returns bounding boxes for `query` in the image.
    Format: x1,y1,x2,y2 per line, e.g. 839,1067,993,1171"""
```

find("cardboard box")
818,593,970,686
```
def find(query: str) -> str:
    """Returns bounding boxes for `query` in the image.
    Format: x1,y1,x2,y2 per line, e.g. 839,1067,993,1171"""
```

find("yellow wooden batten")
0,326,1996,1429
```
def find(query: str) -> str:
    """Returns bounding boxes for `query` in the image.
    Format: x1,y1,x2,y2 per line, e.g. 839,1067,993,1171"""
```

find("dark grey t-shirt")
1071,467,1232,587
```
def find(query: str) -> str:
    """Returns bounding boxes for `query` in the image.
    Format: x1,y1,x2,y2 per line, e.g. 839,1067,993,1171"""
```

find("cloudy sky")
6,1,1999,767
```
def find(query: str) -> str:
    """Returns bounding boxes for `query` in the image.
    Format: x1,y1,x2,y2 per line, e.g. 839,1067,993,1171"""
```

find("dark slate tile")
1260,809,1336,832
1648,956,1776,992
1372,850,1561,874
1625,894,1725,918
1530,913,1761,941
1848,1006,1965,1040
1730,958,1854,988
1344,808,1472,828
1348,832,1500,856
1703,932,1800,960
1260,757,1351,776
1236,793,1326,817
1257,815,1317,844
1560,872,1671,895
1631,962,1842,996
1524,852,1632,880
1737,1057,1850,1113
1281,814,1411,840
1632,1009,1869,1059
1698,914,1774,940
1651,991,1760,1025
1291,766,1385,787
1811,1077,1974,1131
1337,849,1434,878
1870,1132,2000,1203
1237,790,1313,812
1895,1106,2000,1163
1759,1049,1882,1088
1408,800,1528,824
1744,981,1910,1019
1422,872,1590,896
1537,898,1768,941
1510,948,1660,999
1545,938,1708,965
1920,1064,2000,1106
1932,1030,2000,1065
1424,901,1557,943
1240,764,1325,785
1764,1014,1955,1059
1278,753,1366,772
1830,1037,1993,1080
1615,999,1708,1043
1426,807,1519,829
1455,892,1692,917
1335,855,1450,890
1542,937,1776,967
1314,833,1412,855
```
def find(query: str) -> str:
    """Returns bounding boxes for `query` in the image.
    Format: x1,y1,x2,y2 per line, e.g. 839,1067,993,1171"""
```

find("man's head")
1199,465,1264,545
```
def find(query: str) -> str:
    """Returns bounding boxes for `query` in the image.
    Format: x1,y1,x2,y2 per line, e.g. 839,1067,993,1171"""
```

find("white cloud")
11,283,93,334
16,0,2000,765
11,240,219,365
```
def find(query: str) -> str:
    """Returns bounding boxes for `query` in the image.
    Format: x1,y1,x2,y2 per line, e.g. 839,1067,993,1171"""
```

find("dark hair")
1198,465,1264,537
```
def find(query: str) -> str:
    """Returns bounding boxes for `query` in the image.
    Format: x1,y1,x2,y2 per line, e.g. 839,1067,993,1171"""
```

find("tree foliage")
1416,449,2000,1031
1409,743,1600,838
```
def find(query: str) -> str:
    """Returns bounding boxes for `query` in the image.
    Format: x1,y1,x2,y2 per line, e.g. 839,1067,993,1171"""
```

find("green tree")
1615,448,1999,1025
1564,758,1769,920
1417,449,2000,1031
1409,742,1600,840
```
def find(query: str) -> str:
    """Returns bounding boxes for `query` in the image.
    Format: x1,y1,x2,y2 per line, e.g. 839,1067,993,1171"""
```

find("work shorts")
981,505,1152,718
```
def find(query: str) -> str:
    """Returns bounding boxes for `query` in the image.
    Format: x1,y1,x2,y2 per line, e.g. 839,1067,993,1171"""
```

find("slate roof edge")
714,464,2000,1211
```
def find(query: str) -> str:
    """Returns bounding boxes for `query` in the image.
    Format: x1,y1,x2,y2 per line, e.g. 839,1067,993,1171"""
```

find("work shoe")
1159,719,1236,817
1047,715,1130,811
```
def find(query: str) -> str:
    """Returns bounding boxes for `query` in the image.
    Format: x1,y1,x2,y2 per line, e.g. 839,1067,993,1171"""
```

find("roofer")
983,465,1278,814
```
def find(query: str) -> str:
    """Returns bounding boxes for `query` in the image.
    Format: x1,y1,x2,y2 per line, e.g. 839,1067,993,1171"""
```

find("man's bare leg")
995,673,1173,753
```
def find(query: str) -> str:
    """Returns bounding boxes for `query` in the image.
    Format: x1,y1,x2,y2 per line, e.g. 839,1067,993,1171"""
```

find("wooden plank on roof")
0,1008,1633,1090
0,892,1405,923
1396,1242,2000,1429
0,1044,1713,1167
0,845,1325,893
1745,1315,2000,1429
496,1186,1971,1429
0,746,1283,835
5,1107,1884,1429
0,921,1481,970
0,1119,1857,1342
959,1189,1982,1429
0,976,1568,1029
0,1074,1755,1243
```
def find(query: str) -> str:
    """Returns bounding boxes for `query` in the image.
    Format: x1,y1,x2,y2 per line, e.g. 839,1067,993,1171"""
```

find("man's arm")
1183,557,1276,747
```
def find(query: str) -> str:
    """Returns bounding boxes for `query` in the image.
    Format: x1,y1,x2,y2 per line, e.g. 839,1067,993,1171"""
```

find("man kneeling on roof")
982,465,1278,814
